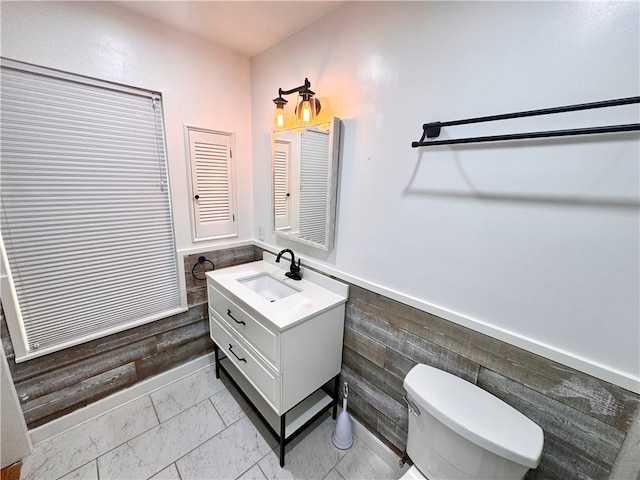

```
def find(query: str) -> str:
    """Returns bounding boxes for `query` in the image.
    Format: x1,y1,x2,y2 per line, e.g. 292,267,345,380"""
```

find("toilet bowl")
400,364,543,480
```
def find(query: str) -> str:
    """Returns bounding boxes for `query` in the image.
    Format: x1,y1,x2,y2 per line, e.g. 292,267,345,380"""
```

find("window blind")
299,129,330,243
0,59,184,360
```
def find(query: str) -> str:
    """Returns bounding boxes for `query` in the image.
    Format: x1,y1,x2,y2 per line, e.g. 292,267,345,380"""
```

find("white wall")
251,1,640,391
2,1,637,392
0,1,254,255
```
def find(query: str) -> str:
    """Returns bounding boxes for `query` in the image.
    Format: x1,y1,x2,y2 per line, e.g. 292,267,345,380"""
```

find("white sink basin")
238,272,300,302
207,255,348,330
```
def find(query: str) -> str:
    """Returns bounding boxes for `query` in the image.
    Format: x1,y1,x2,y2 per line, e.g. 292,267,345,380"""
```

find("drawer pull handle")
228,344,247,363
227,309,246,325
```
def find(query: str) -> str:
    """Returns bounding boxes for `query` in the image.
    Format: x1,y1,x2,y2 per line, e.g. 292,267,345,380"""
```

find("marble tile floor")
20,365,401,480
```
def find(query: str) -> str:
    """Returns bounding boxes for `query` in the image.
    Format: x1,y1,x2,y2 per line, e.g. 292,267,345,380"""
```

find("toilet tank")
403,364,543,480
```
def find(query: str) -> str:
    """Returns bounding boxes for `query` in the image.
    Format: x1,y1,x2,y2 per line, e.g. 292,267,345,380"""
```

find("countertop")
206,256,348,331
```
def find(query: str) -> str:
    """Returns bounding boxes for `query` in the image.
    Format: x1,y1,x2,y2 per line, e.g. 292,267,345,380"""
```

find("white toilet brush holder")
332,381,354,449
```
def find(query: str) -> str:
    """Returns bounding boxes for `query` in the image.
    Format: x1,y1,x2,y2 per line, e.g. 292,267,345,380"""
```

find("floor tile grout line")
132,406,230,480
147,367,225,424
92,396,170,472
92,396,225,480
36,400,338,480
148,393,162,425
26,365,396,480
234,463,258,480
207,394,236,429
256,454,271,480
52,459,97,480
322,466,343,480
155,404,256,479
244,417,350,480
145,462,183,480
90,380,243,480
39,396,161,480
37,370,253,479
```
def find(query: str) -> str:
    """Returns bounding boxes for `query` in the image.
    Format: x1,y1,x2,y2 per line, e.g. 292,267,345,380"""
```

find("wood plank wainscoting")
340,283,640,480
2,244,638,479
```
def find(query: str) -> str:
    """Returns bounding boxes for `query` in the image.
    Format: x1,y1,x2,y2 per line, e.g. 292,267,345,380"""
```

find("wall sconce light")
273,78,321,128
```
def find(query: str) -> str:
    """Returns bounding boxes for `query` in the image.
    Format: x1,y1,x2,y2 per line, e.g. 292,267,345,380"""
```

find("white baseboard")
29,353,216,446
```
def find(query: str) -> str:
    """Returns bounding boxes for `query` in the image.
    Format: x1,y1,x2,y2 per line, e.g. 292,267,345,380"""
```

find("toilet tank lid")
404,364,543,469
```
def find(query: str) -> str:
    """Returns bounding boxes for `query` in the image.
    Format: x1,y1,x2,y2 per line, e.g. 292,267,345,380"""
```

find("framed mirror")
272,117,341,251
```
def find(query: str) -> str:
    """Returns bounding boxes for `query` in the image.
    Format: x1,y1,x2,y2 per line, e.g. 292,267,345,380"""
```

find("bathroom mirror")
272,117,341,251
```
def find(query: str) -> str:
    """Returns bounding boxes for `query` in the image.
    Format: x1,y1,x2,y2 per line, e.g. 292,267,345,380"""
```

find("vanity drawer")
209,313,280,410
208,284,277,365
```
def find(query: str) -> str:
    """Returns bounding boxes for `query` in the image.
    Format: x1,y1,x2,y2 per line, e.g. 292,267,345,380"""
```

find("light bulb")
275,105,285,128
300,100,312,123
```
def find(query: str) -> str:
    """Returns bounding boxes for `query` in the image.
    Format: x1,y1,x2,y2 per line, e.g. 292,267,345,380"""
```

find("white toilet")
401,364,544,480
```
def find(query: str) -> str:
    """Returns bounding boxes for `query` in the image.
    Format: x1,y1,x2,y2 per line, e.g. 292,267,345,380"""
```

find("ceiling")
115,1,346,57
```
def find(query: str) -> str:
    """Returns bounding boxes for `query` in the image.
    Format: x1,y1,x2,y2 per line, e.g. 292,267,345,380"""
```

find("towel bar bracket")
424,122,442,139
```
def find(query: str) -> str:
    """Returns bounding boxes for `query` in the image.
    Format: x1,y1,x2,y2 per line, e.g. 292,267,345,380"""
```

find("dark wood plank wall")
342,284,639,480
2,244,637,480
0,245,259,429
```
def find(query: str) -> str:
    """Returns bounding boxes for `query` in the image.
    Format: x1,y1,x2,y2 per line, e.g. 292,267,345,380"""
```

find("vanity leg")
332,376,339,420
279,414,286,467
214,344,220,379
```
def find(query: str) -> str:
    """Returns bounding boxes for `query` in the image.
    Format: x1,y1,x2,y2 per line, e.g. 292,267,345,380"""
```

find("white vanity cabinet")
206,253,348,466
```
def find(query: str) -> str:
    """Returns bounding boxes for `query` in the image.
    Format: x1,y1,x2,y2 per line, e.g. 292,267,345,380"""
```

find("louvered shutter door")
187,129,237,239
299,129,330,243
273,140,291,229
0,59,184,360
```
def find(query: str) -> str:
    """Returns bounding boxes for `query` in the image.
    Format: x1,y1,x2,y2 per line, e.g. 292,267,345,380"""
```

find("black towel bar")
412,96,640,148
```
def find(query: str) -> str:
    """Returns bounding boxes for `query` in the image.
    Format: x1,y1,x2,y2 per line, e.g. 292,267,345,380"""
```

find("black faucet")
275,249,302,280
